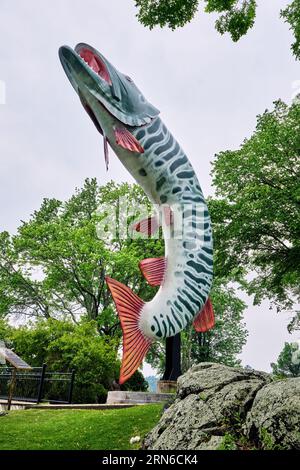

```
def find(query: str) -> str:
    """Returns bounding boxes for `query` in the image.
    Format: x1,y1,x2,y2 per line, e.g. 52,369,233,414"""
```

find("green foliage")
271,342,300,378
211,100,300,330
219,413,258,450
135,0,199,29
217,432,237,450
259,428,275,450
2,319,147,402
198,392,207,401
211,0,256,42
281,0,300,60
0,230,51,320
0,319,12,346
259,427,287,450
0,179,162,330
0,178,248,374
121,368,149,392
135,1,300,60
135,0,256,37
0,405,163,450
9,319,118,403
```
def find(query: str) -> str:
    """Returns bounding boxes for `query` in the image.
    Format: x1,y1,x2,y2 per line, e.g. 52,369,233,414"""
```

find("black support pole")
162,333,182,381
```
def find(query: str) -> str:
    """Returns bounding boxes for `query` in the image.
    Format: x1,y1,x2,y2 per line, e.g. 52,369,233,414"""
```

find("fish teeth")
79,56,92,70
77,52,102,77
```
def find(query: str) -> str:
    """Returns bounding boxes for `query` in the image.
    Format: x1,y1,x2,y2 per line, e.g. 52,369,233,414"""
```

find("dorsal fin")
139,257,167,287
105,276,152,384
193,298,215,333
132,216,160,236
132,206,173,237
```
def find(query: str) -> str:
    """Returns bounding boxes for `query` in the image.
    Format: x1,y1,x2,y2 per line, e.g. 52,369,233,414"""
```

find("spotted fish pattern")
58,43,214,385
129,117,213,340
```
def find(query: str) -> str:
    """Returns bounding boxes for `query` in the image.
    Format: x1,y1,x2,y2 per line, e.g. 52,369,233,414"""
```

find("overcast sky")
0,0,299,374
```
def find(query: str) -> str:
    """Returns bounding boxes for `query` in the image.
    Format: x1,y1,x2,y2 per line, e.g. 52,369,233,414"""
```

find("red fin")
193,298,215,333
139,257,167,286
133,216,160,236
114,127,144,153
105,277,152,384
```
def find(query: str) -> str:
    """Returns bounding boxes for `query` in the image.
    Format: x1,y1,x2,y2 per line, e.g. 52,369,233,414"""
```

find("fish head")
59,43,159,133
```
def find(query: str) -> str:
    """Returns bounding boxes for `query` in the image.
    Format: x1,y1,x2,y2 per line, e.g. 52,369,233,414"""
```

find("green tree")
281,0,300,59
0,179,162,334
0,179,248,373
122,369,149,392
135,0,300,60
210,100,300,331
2,318,147,402
0,230,52,320
0,319,12,348
271,342,300,378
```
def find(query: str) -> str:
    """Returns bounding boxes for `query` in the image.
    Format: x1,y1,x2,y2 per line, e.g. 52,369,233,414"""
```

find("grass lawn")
0,404,162,450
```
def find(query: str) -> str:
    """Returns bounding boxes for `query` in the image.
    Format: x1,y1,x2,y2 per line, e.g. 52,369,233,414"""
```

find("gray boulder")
245,378,300,449
143,363,300,450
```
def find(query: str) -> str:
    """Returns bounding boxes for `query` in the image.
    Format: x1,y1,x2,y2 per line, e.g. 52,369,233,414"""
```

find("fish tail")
105,277,152,384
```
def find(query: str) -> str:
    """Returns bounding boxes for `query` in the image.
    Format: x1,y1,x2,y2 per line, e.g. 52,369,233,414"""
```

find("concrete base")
0,400,136,411
106,391,172,405
157,380,177,394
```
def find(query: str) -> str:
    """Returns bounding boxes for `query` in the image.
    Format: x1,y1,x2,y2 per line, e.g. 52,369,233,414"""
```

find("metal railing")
0,364,75,404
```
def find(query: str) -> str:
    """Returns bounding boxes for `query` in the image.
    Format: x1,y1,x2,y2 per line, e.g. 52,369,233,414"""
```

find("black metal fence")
0,364,75,404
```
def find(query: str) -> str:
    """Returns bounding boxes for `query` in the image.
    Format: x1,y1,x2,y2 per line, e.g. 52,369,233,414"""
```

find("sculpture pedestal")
106,391,172,405
157,380,177,394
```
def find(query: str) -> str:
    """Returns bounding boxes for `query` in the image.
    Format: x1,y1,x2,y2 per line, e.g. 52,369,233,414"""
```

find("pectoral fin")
114,127,144,153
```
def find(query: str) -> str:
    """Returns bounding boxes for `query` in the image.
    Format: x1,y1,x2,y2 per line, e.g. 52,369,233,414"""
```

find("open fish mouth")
59,44,118,170
75,44,112,86
59,43,160,127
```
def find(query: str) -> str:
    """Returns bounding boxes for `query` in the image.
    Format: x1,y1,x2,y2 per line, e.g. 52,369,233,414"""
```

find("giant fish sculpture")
59,43,214,384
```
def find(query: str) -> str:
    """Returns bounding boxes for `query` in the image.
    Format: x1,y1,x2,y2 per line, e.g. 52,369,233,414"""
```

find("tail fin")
105,277,152,384
193,297,215,333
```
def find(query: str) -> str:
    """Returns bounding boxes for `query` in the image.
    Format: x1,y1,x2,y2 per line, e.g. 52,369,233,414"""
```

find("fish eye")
125,75,133,82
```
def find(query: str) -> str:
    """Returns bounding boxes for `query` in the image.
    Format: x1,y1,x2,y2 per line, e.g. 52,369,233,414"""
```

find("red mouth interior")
78,48,112,85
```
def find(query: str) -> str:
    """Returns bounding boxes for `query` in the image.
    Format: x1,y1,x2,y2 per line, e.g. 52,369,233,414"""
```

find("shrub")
121,368,149,392
5,319,117,403
1,318,148,403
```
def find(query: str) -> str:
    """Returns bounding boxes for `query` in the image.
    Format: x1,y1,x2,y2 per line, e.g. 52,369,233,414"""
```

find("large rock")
245,378,300,449
143,363,300,450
